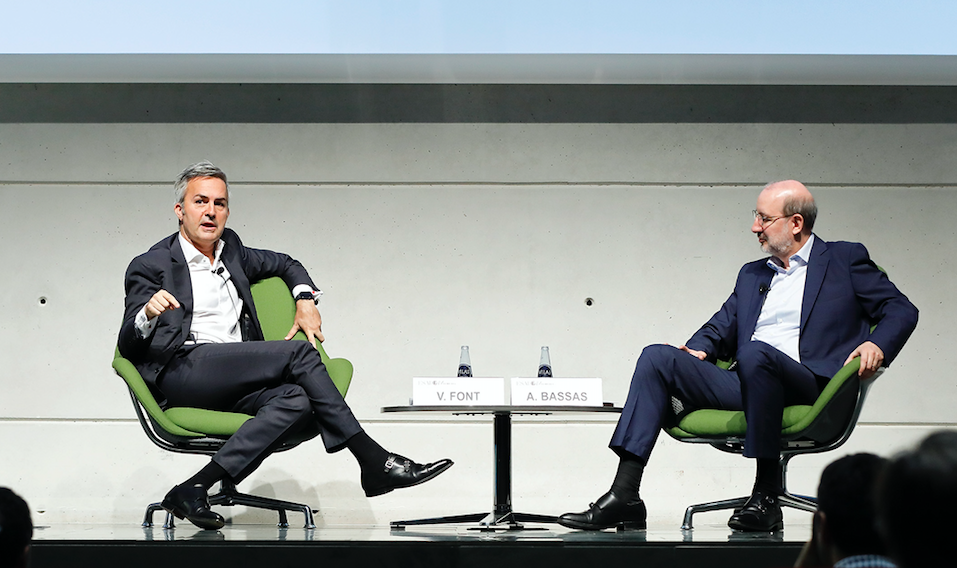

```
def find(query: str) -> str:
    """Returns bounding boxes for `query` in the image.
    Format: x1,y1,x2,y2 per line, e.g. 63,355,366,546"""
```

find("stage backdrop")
0,84,953,526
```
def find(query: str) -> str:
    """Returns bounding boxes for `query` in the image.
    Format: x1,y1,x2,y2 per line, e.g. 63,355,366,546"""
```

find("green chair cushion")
666,357,862,439
163,407,252,436
672,405,814,437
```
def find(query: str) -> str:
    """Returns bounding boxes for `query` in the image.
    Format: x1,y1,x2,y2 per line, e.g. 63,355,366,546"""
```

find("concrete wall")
1,85,954,527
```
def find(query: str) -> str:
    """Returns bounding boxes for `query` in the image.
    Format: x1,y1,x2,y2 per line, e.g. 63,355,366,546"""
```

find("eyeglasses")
752,210,794,228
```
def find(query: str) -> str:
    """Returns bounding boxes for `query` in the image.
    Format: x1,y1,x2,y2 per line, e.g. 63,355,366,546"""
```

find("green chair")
113,277,353,529
664,355,880,530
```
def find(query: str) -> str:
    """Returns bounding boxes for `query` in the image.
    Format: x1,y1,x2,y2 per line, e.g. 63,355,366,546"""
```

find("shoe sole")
557,518,646,531
364,460,454,498
727,518,783,532
160,499,225,530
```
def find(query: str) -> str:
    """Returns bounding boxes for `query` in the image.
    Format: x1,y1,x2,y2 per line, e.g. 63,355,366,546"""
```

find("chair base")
678,445,825,530
680,491,816,530
142,479,316,529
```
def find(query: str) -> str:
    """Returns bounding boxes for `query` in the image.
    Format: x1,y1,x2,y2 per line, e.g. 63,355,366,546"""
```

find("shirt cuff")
134,306,157,338
292,284,322,304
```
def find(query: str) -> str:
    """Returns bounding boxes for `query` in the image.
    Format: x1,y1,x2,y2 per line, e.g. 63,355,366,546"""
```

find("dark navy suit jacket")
685,237,918,378
117,228,317,390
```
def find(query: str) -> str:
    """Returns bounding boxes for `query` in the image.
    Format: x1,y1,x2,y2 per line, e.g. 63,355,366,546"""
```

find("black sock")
183,461,228,490
346,430,390,471
753,457,780,494
610,454,646,501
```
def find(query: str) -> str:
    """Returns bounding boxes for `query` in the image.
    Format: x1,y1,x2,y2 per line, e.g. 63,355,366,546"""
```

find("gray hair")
783,193,817,233
173,161,228,206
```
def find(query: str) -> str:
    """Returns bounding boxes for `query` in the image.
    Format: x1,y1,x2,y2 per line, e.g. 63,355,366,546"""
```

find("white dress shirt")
750,234,815,363
135,235,242,343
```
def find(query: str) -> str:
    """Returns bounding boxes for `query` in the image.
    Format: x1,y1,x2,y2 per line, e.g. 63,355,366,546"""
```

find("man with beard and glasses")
558,180,918,532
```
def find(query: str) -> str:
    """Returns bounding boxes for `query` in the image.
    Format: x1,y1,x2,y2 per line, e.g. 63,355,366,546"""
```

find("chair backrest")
781,358,864,440
250,277,352,397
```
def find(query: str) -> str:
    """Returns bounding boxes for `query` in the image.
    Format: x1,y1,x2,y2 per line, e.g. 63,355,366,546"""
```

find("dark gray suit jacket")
117,228,317,390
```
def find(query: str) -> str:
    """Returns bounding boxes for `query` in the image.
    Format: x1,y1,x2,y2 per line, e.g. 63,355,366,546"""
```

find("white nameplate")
412,377,505,406
510,377,603,406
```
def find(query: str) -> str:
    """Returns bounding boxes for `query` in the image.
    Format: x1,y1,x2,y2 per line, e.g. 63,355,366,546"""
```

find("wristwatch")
295,291,317,303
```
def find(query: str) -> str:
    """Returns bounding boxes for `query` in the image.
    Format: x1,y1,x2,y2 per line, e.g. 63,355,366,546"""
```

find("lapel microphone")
212,266,242,336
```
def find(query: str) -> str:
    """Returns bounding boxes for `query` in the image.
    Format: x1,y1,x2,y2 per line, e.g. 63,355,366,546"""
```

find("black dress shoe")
727,490,783,532
361,454,454,497
161,484,225,530
557,491,647,531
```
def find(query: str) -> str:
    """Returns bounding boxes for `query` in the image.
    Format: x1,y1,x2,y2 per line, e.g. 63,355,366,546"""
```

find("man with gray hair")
560,180,918,532
118,161,452,530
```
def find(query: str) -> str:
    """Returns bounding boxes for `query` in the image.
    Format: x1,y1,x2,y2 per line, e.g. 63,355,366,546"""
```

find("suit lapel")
745,264,775,337
222,244,251,305
169,235,193,341
801,237,829,330
220,235,263,341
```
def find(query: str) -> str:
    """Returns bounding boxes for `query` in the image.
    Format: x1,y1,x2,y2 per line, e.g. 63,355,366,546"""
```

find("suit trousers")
609,342,824,461
157,340,364,482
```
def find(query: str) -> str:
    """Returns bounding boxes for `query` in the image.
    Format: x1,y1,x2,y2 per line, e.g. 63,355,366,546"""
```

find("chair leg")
778,453,818,511
208,479,317,529
142,502,176,529
681,496,749,530
778,492,817,513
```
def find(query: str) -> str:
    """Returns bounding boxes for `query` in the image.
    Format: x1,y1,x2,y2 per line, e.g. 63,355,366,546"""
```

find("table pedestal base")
391,510,556,531
382,405,620,531
391,412,557,530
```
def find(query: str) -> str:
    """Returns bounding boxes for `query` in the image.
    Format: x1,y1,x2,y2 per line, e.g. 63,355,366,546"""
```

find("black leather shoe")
161,484,225,530
557,491,647,531
361,455,454,497
728,490,783,532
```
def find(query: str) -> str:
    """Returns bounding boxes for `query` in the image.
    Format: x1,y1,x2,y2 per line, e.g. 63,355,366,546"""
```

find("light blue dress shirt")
750,234,816,362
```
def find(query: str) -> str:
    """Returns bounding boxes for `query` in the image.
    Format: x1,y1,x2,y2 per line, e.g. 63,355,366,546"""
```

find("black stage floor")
31,521,808,568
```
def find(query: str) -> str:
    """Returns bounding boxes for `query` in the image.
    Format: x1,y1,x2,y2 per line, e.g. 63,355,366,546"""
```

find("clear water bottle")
538,346,552,377
457,345,473,377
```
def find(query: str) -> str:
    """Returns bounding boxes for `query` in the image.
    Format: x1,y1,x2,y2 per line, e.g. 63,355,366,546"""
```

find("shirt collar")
767,233,815,274
178,232,225,268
